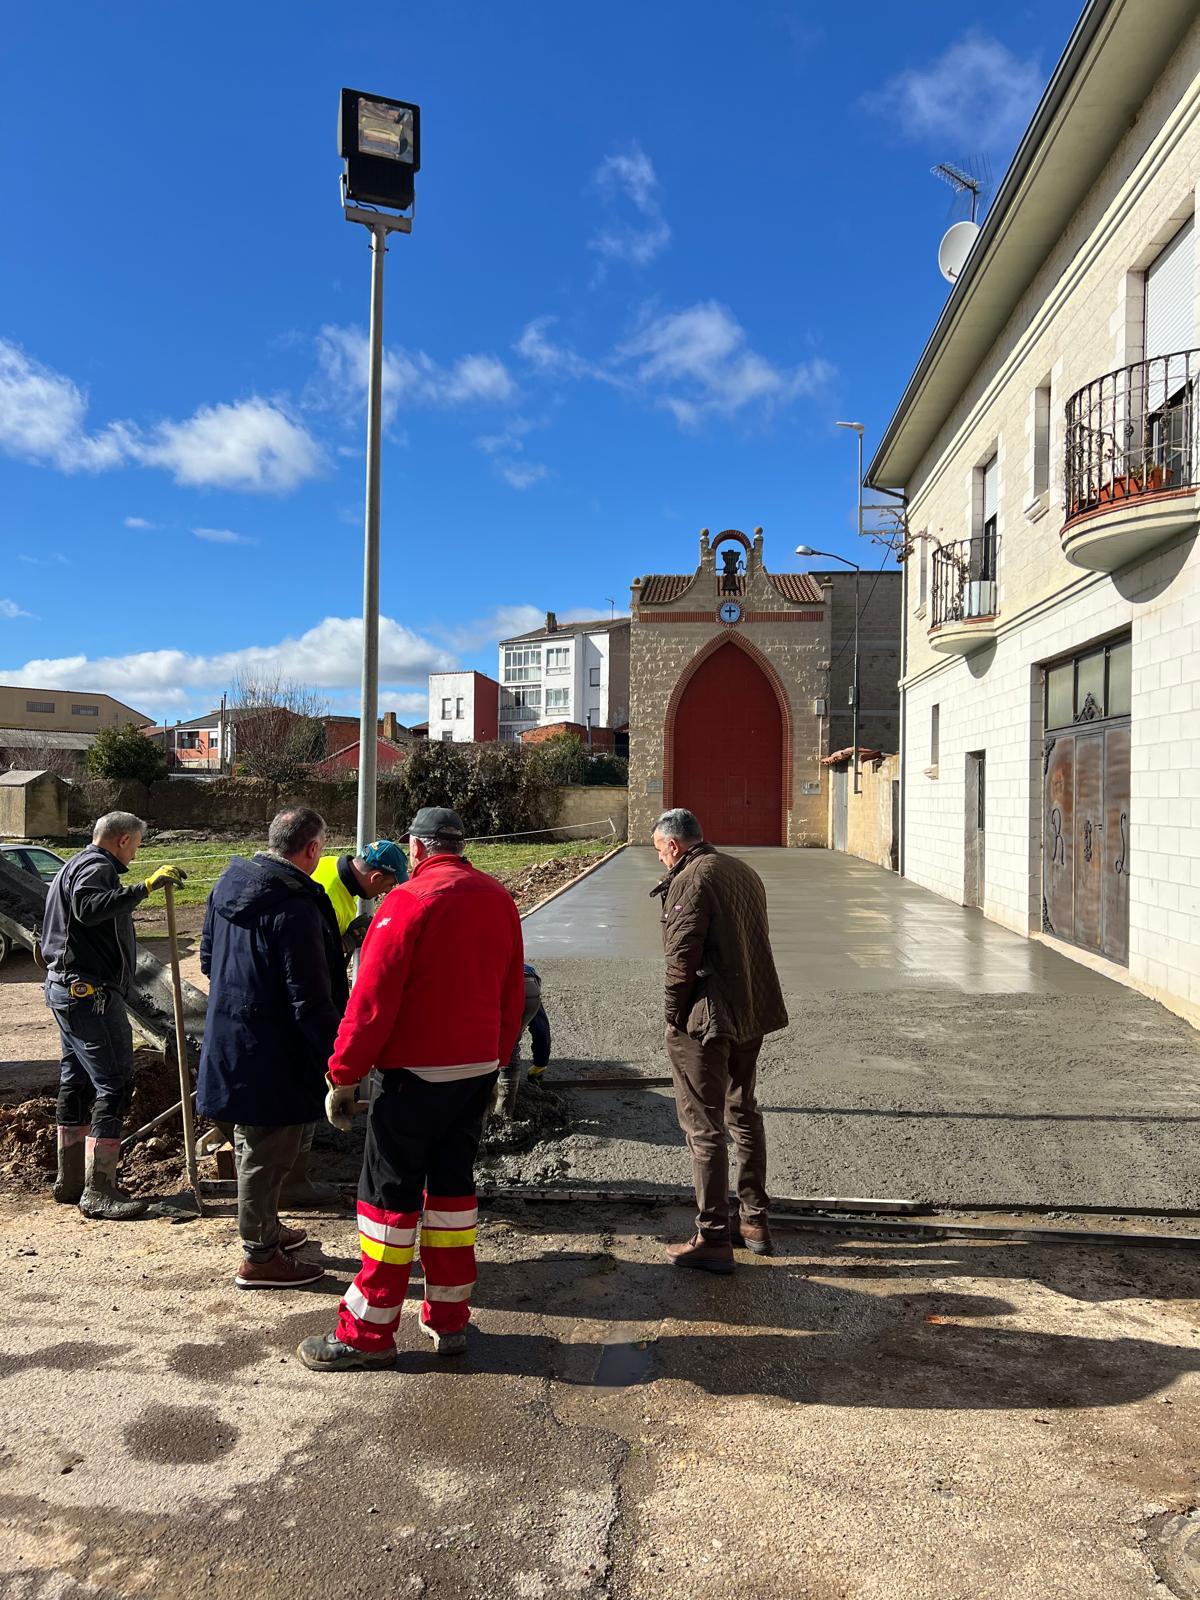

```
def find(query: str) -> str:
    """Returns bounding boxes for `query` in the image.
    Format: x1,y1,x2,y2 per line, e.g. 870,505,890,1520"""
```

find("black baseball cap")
404,806,466,842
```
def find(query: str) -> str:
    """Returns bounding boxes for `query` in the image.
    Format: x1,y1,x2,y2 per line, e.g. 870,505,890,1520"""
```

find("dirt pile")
0,1048,188,1196
500,854,603,913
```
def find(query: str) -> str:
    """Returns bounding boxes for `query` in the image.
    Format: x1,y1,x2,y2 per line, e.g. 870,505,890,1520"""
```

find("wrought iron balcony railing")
1065,349,1200,521
931,535,999,629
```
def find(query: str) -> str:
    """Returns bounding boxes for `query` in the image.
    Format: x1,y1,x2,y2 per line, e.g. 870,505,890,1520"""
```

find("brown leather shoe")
235,1250,325,1290
665,1234,735,1274
730,1219,773,1255
278,1225,308,1253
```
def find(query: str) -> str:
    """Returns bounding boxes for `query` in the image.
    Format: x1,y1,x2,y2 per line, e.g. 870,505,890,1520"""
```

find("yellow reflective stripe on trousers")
359,1234,415,1265
420,1228,476,1249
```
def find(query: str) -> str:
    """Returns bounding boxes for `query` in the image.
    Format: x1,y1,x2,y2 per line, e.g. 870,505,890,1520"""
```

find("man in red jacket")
298,807,526,1372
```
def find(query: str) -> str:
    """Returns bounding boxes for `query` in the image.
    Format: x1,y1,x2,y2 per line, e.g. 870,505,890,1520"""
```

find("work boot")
79,1137,147,1222
53,1128,86,1205
730,1218,773,1256
419,1316,468,1357
278,1224,309,1253
297,1333,396,1372
235,1250,325,1290
665,1233,735,1275
277,1146,340,1209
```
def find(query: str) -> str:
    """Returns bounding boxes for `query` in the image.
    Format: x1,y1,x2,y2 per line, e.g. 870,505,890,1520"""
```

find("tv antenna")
931,159,987,223
605,596,616,620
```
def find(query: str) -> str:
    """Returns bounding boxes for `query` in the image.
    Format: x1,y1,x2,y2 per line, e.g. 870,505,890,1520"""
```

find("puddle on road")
590,1321,658,1392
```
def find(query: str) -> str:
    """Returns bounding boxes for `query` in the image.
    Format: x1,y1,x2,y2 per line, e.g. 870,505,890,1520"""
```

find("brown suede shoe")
235,1250,325,1290
665,1234,735,1274
730,1219,773,1255
278,1225,308,1253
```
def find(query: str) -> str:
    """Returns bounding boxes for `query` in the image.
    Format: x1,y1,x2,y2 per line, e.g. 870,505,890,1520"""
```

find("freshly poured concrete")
506,848,1200,1210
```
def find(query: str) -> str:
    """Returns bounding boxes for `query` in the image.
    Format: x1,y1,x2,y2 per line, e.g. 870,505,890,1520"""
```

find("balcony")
1062,350,1200,571
929,536,1000,656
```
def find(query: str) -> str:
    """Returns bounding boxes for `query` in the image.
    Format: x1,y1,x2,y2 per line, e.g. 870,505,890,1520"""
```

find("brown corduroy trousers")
665,1027,768,1239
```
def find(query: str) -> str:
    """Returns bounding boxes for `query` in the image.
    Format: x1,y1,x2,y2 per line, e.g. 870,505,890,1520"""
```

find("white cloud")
589,145,671,270
193,526,256,546
616,302,834,426
0,598,35,619
130,399,322,493
2,614,457,716
316,326,515,427
124,515,158,530
515,304,831,428
17,552,69,567
862,29,1042,149
474,416,548,490
441,604,626,654
0,338,322,494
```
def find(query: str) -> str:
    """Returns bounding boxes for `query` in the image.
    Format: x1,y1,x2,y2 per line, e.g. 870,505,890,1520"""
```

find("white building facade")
426,671,500,743
869,0,1200,1019
497,614,630,742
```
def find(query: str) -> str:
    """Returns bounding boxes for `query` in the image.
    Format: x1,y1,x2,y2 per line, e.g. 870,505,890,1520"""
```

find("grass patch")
55,835,615,908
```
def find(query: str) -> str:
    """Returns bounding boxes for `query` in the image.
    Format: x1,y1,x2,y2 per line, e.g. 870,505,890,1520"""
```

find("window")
25,700,54,714
441,697,452,720
503,646,540,683
441,730,454,742
455,697,464,719
589,666,601,688
71,703,99,717
930,704,940,772
545,687,570,711
918,537,928,610
1032,382,1051,501
545,646,570,674
981,454,998,558
176,731,199,749
500,687,541,721
1043,635,1132,729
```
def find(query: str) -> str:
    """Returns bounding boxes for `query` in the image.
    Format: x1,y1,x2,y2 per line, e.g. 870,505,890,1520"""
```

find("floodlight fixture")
339,88,421,212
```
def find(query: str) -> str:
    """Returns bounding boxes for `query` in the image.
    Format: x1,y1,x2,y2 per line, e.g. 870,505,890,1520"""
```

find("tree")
228,670,326,784
87,724,168,784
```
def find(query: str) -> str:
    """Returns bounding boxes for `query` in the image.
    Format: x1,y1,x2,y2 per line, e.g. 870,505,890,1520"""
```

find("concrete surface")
3,1197,1200,1600
510,849,1200,1210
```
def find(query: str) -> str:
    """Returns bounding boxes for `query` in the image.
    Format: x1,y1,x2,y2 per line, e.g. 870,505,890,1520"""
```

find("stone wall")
0,772,70,839
628,528,833,846
554,784,628,840
827,754,899,870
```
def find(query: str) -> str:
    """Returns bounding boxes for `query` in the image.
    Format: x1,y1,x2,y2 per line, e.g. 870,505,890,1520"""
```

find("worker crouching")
298,807,526,1373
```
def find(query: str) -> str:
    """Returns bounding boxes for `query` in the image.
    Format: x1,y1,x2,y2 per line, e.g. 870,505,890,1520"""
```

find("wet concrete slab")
523,847,1118,996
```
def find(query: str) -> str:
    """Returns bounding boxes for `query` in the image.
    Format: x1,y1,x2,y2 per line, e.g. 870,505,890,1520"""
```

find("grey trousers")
234,1123,306,1261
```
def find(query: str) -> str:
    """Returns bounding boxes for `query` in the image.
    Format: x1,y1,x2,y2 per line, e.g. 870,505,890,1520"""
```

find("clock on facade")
718,600,743,625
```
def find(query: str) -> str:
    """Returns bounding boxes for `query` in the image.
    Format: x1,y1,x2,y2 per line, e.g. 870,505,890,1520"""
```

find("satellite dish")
939,220,980,284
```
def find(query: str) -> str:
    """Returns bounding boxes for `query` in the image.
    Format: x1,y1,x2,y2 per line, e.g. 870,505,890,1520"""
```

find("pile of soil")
500,853,604,913
0,1048,189,1196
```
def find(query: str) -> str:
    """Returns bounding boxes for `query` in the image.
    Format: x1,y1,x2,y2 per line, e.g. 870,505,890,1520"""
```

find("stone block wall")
0,772,70,839
827,754,899,870
554,784,628,840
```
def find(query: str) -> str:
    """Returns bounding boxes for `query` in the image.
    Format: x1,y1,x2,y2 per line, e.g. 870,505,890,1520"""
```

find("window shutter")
1145,216,1195,362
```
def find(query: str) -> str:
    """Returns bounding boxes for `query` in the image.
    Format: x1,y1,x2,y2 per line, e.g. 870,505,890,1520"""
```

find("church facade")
627,528,901,847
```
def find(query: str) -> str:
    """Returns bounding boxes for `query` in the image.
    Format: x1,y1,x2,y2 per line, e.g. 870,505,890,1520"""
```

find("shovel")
163,881,205,1217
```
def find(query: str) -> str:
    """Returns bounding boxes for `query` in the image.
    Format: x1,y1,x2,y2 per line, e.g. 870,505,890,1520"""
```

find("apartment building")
427,672,501,743
867,0,1200,1014
497,613,630,742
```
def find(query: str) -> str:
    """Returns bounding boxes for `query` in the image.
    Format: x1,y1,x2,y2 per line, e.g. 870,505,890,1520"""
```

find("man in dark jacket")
198,806,348,1289
650,807,788,1272
42,811,186,1220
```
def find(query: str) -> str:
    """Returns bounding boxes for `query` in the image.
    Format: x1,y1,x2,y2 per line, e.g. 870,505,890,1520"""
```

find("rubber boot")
79,1137,148,1221
53,1127,86,1205
277,1144,340,1210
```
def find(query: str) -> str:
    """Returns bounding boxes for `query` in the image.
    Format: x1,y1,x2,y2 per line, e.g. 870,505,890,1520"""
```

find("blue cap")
361,839,408,879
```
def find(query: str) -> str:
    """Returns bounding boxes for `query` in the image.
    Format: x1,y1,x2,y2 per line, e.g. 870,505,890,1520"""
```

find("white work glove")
325,1075,358,1132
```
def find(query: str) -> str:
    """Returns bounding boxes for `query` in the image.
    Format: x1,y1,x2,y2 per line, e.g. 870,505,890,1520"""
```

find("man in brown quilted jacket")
650,807,788,1272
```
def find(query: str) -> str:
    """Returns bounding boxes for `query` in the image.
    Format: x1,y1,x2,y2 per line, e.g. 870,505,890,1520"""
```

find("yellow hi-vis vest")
312,855,357,935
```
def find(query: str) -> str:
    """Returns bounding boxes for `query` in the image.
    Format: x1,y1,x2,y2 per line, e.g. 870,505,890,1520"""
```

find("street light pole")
795,542,862,794
356,220,387,855
836,422,866,795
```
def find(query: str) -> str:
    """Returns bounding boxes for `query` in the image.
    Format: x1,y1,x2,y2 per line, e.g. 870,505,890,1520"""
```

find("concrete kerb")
517,842,628,923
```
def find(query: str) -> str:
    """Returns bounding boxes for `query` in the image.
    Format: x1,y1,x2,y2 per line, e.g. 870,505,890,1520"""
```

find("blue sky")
0,1,1080,722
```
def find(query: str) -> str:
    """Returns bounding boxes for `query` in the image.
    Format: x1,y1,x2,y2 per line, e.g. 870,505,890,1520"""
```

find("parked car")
0,841,65,965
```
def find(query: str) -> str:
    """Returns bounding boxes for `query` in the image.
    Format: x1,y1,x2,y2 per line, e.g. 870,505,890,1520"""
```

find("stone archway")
667,637,786,845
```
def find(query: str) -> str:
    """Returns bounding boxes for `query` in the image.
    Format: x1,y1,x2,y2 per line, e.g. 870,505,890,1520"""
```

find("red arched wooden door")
670,640,784,845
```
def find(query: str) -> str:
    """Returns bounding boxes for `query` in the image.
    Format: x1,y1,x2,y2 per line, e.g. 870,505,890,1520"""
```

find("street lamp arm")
795,545,860,571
